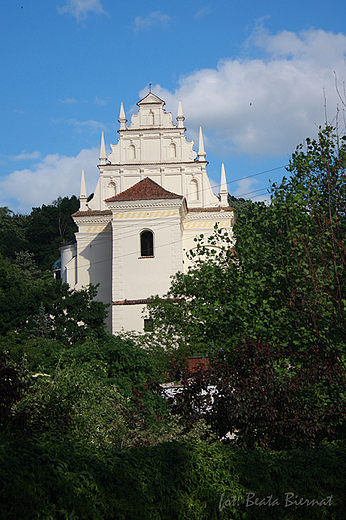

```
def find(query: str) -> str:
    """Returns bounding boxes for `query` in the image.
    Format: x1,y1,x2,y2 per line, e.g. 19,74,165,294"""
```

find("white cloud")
0,148,100,214
193,7,212,20
12,151,41,161
94,96,107,106
68,119,107,133
233,178,258,198
134,12,171,31
142,28,346,158
60,98,78,104
57,0,105,21
52,118,108,134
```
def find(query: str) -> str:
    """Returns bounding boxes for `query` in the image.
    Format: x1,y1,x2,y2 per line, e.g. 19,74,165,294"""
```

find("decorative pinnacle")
176,99,185,128
219,163,229,206
99,131,107,165
118,102,127,130
198,126,206,161
79,169,88,211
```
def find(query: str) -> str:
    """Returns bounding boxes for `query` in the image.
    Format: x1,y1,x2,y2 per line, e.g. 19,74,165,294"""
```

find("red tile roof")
105,177,183,202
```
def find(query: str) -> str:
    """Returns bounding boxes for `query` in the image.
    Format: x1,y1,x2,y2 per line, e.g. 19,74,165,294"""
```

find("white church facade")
60,92,234,333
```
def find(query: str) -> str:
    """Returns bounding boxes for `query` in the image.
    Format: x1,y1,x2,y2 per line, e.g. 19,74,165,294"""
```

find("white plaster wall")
112,304,147,333
75,233,91,289
60,243,76,285
75,230,112,332
112,216,183,300
111,212,184,333
63,256,76,286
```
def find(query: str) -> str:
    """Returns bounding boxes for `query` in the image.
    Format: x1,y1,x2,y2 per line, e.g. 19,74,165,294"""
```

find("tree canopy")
146,127,346,449
0,195,79,271
148,126,346,359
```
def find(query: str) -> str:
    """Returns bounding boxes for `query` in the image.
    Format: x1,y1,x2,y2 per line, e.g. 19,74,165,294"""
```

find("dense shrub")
0,436,345,519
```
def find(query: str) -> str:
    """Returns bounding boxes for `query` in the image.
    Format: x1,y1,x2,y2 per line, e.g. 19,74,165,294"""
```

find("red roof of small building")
105,177,183,202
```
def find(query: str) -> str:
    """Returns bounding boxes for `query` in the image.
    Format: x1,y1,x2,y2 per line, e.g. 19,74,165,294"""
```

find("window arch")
140,230,154,257
148,109,154,126
169,141,176,158
128,144,136,160
189,179,199,201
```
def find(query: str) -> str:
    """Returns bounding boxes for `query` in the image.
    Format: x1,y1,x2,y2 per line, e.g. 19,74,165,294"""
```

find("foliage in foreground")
0,435,344,520
145,127,346,451
0,333,178,448
168,338,346,450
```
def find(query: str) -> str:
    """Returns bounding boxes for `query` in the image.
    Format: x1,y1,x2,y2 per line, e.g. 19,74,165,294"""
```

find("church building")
60,92,234,333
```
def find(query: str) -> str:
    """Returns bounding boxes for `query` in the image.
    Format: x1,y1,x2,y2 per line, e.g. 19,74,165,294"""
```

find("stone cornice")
113,299,148,305
184,208,234,222
107,198,185,212
100,160,207,168
73,213,112,226
117,126,186,133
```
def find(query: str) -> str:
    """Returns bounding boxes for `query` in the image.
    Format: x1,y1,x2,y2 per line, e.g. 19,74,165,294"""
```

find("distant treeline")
0,196,79,272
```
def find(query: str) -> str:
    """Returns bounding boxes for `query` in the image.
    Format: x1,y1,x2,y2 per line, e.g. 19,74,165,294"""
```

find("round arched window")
140,230,154,257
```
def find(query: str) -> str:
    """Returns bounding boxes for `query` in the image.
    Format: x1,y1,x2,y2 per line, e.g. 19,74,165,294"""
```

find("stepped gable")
105,177,183,202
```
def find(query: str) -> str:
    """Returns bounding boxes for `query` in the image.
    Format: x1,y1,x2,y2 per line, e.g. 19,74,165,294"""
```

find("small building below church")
60,92,234,333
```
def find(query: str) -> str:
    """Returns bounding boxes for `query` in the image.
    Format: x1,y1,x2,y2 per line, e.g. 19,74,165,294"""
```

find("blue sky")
1,0,346,213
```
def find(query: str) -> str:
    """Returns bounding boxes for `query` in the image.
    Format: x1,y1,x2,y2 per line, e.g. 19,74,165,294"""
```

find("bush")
0,437,344,519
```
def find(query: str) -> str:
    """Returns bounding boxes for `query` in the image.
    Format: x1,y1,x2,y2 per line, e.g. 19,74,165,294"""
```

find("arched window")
140,230,154,257
169,142,176,158
129,144,136,160
189,179,199,201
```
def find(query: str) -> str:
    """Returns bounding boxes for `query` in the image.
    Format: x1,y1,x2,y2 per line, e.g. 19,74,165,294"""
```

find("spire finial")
99,131,107,165
79,169,88,211
177,99,185,128
149,82,152,93
198,126,206,161
118,102,127,130
219,163,229,206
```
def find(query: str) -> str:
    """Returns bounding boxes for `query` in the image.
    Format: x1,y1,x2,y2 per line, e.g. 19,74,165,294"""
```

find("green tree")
0,254,108,342
26,195,79,271
0,207,29,261
147,226,239,355
13,361,127,448
170,338,346,450
148,126,346,358
146,127,346,449
234,126,346,355
228,194,252,217
0,196,79,271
